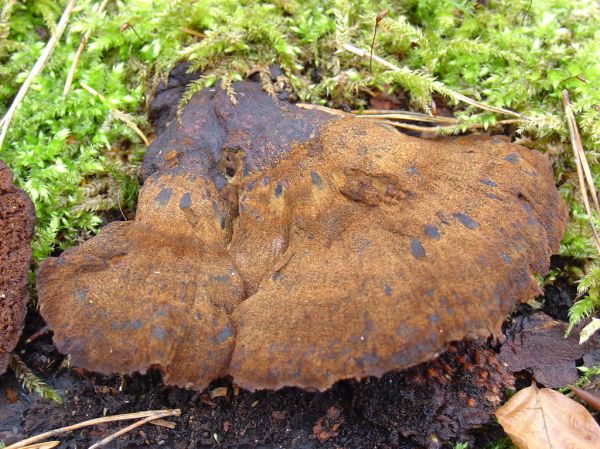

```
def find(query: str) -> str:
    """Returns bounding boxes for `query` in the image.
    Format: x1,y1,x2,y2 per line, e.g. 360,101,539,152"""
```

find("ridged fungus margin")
37,82,568,391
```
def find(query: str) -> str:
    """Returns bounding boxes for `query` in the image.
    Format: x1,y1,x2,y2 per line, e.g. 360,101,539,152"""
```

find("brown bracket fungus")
37,82,569,391
0,161,35,374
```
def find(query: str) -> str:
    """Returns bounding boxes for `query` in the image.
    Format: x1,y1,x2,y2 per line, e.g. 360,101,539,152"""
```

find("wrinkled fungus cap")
37,82,569,391
0,161,35,374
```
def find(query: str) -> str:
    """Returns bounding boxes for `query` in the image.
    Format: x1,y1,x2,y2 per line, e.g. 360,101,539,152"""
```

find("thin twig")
87,411,176,449
0,0,77,150
63,0,110,97
562,90,600,254
342,43,527,120
4,409,181,449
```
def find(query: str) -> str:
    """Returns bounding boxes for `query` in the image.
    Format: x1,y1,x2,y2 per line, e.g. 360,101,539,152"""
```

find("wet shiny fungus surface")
37,82,569,391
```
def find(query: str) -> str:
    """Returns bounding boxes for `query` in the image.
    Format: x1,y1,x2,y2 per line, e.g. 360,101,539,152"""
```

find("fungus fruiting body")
0,161,35,374
37,82,569,391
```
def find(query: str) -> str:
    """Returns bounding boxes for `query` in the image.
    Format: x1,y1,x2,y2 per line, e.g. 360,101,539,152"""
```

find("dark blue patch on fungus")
453,212,479,229
209,274,230,284
503,153,519,163
396,325,410,338
502,254,512,264
407,165,418,175
155,188,173,207
74,289,88,303
410,238,426,259
274,182,283,198
310,171,323,189
429,314,439,324
485,193,500,201
424,224,441,240
213,174,227,191
383,284,392,296
523,202,533,213
179,192,192,209
215,324,233,344
151,326,167,341
212,200,226,229
479,179,497,187
132,319,143,330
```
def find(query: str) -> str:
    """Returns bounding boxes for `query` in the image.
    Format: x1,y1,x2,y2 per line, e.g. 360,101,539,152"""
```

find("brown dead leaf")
496,383,600,449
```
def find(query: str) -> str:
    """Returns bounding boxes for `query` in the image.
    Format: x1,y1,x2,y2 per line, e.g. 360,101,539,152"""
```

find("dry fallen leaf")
496,383,600,449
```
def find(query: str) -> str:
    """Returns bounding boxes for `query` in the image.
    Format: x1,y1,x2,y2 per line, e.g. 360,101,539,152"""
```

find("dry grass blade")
20,442,60,449
374,118,521,134
296,103,347,116
63,0,110,97
180,26,206,38
342,43,526,120
79,82,150,146
353,110,458,124
0,0,77,150
562,90,600,254
4,409,181,449
149,419,176,429
563,91,600,217
111,110,150,146
87,411,177,449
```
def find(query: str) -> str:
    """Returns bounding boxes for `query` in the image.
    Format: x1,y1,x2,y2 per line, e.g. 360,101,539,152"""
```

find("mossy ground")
1,0,599,446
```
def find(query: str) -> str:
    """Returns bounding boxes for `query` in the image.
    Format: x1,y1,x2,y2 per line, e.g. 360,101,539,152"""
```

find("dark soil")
0,321,501,449
1,277,593,449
